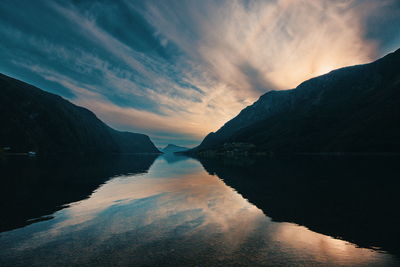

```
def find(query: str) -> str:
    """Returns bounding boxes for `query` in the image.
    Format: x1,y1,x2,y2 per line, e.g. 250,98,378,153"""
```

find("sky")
1,0,400,147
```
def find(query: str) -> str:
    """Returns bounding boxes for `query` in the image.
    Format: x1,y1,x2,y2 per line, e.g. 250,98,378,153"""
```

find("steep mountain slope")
193,48,400,154
162,144,189,153
0,73,160,154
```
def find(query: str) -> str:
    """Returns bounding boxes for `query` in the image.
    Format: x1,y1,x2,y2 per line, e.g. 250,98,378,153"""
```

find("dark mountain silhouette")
0,73,160,155
162,144,189,153
191,48,400,154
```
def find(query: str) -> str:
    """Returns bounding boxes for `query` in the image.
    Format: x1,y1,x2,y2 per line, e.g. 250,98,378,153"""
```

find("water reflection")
0,155,158,232
197,155,400,257
0,155,398,266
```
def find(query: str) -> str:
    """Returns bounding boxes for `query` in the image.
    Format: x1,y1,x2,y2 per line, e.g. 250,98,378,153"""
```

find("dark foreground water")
0,154,399,266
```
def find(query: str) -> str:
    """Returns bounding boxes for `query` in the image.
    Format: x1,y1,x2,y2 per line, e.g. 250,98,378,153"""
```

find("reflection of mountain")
197,155,400,256
192,48,400,154
0,154,158,232
0,73,160,154
1,154,395,266
162,144,189,153
161,153,191,164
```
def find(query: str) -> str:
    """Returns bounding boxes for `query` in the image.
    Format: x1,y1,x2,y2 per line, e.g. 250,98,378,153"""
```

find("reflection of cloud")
270,222,396,266
49,160,259,235
14,158,263,253
6,157,397,266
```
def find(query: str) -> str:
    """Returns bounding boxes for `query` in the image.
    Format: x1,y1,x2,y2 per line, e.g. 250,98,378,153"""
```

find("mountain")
192,48,400,154
161,144,189,153
0,73,160,155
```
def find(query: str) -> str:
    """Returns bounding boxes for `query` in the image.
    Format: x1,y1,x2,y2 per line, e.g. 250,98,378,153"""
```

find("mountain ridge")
0,73,161,155
191,48,400,154
162,144,189,153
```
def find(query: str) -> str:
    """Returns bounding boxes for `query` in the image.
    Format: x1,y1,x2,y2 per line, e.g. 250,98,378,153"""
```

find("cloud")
1,0,399,146
142,0,383,93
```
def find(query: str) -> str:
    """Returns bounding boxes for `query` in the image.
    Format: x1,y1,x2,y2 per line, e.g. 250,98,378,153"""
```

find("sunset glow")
1,0,399,146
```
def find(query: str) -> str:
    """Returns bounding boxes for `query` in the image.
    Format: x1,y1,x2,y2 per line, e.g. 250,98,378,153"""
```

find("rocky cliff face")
193,48,400,154
0,73,160,154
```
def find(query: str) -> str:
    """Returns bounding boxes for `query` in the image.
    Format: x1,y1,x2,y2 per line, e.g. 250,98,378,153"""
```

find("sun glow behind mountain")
1,0,399,147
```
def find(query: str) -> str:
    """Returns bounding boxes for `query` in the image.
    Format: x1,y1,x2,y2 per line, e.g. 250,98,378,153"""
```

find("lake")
0,154,399,266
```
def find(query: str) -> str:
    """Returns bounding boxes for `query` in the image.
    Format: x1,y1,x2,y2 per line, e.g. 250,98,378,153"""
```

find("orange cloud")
9,0,396,146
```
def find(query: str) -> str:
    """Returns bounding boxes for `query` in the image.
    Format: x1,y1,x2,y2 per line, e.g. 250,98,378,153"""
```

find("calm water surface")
0,154,398,266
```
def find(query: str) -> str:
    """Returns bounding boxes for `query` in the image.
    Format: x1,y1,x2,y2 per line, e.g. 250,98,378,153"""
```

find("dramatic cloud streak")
143,0,381,92
1,0,399,146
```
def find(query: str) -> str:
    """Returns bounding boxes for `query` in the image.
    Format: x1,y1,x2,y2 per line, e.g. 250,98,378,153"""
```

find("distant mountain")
162,144,189,153
0,73,160,155
192,48,400,154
